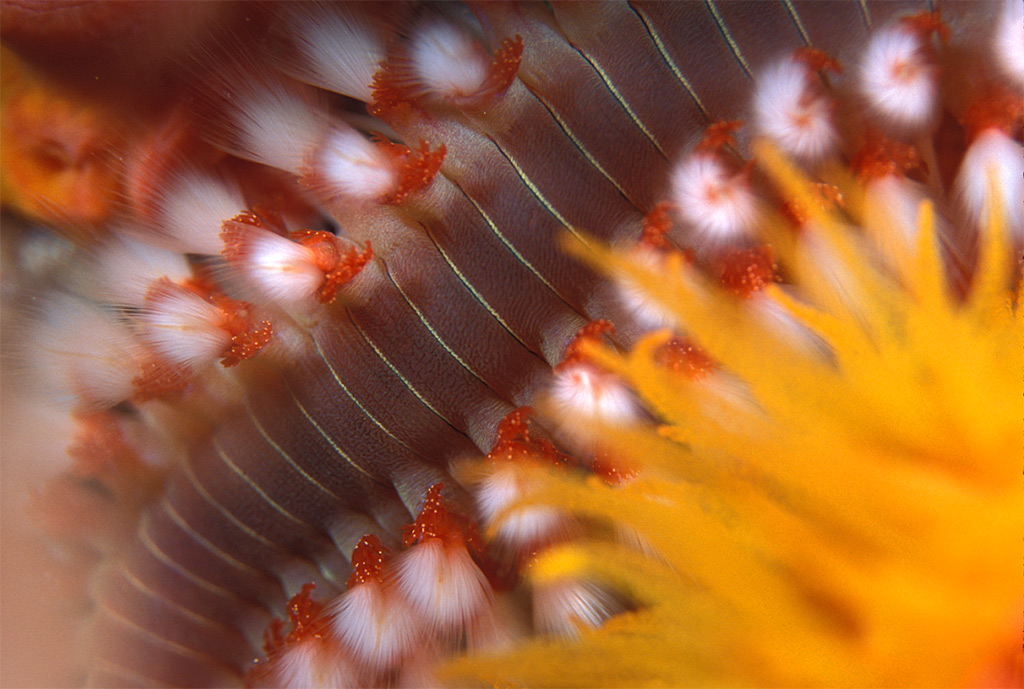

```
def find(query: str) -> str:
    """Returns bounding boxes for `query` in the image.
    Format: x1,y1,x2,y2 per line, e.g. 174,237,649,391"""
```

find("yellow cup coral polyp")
446,144,1022,688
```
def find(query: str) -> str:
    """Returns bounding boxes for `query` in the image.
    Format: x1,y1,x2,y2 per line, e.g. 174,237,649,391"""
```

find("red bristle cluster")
779,182,845,229
402,483,482,554
247,584,329,686
852,133,927,182
653,336,717,381
289,230,374,303
220,210,273,263
589,451,638,486
899,10,950,45
470,35,525,110
715,245,778,299
793,46,842,75
346,535,390,589
697,119,744,154
373,138,447,205
961,84,1024,142
67,412,142,481
488,407,572,468
557,320,616,371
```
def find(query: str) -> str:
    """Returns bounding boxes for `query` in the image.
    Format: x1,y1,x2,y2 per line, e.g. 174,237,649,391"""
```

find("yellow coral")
445,144,1022,687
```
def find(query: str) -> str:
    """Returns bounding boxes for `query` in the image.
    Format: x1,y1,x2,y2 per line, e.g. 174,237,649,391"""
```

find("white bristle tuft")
551,364,641,426
316,126,397,201
155,171,245,255
475,465,565,549
91,236,192,307
410,20,490,100
858,26,938,132
274,639,356,689
139,282,231,370
993,0,1024,87
327,583,420,672
228,82,327,176
280,4,385,102
32,296,141,409
532,578,622,639
955,129,1024,238
231,227,324,306
616,248,682,332
753,57,837,162
863,175,931,252
671,153,759,242
394,539,492,634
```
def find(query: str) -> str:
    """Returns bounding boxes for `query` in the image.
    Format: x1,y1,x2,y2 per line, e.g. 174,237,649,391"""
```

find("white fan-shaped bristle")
532,578,622,639
393,539,492,634
410,20,490,99
274,639,356,689
955,129,1024,238
993,0,1024,87
315,126,397,201
863,175,932,250
671,153,759,242
235,228,324,306
616,248,682,332
227,82,327,176
327,582,420,673
32,296,141,409
280,4,385,102
156,171,245,255
753,57,837,162
475,465,565,549
551,364,640,426
140,282,231,369
91,236,192,307
858,26,937,132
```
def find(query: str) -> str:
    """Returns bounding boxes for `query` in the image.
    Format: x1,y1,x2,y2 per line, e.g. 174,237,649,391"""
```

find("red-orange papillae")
131,358,193,401
793,46,842,76
67,412,142,481
653,336,717,381
289,229,374,304
368,63,419,121
402,483,483,555
258,582,328,664
247,582,336,687
715,245,778,299
697,120,744,154
220,315,274,367
557,320,616,371
961,84,1024,142
900,10,950,45
637,202,695,267
283,583,327,644
220,210,280,263
780,182,845,228
347,534,390,589
590,450,638,486
470,35,524,109
203,292,271,367
369,34,522,118
851,133,926,182
488,407,573,469
140,277,273,370
372,136,446,205
639,201,674,250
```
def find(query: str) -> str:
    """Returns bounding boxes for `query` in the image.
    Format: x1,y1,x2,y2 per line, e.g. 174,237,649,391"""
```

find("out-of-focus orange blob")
0,47,136,241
